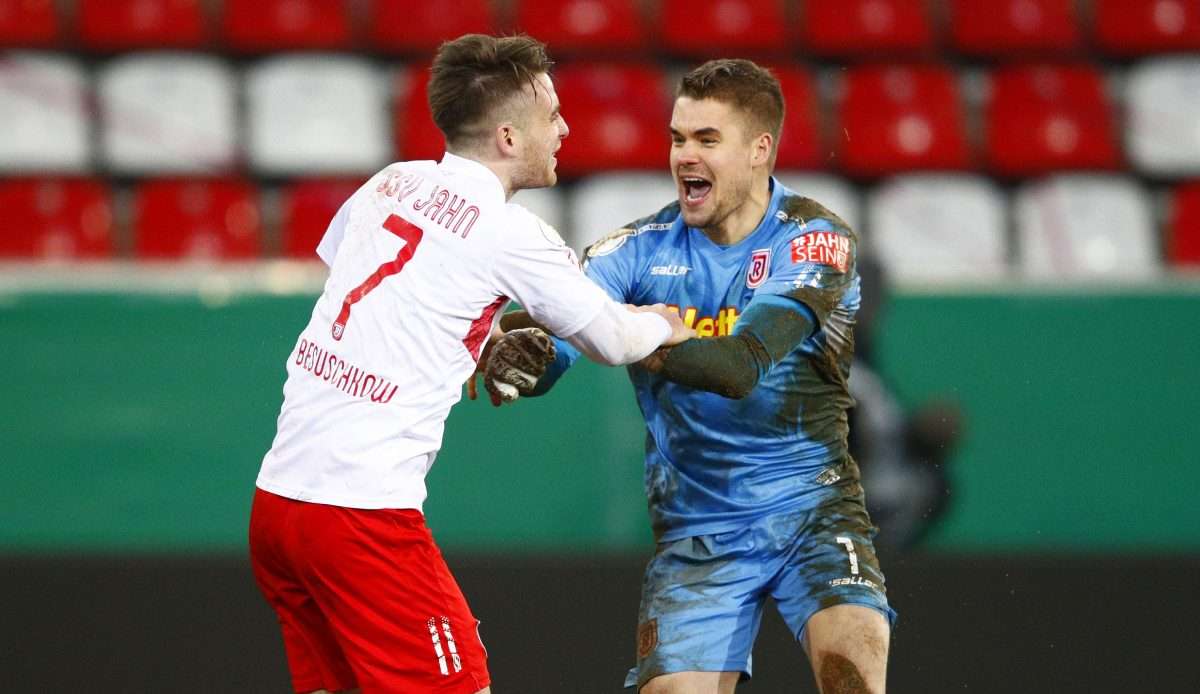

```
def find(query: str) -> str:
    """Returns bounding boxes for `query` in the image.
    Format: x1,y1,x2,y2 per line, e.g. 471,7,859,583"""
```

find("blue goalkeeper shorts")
624,492,896,689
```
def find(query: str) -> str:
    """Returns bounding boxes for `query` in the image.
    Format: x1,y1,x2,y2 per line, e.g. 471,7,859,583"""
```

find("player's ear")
751,132,773,167
495,122,518,156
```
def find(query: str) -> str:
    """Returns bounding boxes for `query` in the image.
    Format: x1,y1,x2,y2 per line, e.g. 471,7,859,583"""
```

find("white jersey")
257,153,609,510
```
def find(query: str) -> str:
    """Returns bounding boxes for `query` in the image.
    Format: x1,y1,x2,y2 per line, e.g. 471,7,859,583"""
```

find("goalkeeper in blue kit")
483,60,895,693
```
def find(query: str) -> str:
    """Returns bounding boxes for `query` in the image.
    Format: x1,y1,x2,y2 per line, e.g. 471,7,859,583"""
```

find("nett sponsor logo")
667,305,740,337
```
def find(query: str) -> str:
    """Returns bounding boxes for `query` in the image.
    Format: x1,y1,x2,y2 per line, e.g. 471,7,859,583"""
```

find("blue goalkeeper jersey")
553,178,861,542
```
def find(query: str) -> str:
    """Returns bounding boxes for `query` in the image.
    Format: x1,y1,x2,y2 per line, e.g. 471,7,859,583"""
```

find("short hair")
677,59,785,161
428,34,554,148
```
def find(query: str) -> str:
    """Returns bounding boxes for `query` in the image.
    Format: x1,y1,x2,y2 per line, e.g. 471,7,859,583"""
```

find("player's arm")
481,302,691,404
639,291,817,399
485,222,657,401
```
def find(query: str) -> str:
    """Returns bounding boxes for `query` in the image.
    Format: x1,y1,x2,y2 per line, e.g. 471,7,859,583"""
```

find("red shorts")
249,488,490,693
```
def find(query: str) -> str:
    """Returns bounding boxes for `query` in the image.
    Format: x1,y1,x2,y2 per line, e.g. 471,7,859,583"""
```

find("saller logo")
747,248,771,288
791,231,849,272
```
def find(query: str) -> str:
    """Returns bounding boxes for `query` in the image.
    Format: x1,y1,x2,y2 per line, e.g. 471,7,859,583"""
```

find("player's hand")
636,346,671,374
627,303,696,346
466,324,509,404
482,327,557,406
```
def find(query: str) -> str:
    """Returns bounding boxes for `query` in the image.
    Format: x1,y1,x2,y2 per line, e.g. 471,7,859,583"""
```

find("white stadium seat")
510,187,567,236
867,174,1009,281
99,54,237,174
1126,57,1200,177
1015,175,1158,279
246,55,389,175
567,173,678,251
775,172,861,232
0,53,89,172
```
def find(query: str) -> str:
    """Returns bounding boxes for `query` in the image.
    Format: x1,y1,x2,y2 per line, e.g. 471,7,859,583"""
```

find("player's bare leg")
640,671,739,693
803,604,890,694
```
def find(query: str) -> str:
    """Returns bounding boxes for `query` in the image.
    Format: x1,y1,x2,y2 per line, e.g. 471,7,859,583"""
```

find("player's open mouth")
681,177,712,206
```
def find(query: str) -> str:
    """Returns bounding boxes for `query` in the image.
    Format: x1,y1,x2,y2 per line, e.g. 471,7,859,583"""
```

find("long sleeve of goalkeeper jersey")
655,291,817,399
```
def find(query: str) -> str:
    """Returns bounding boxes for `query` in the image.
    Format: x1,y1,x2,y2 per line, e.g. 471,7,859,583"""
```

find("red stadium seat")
986,65,1121,176
281,179,362,260
1094,0,1200,55
78,0,207,51
394,65,445,162
514,0,646,56
1168,182,1200,267
0,0,59,47
800,0,935,57
949,0,1081,56
551,63,670,176
769,65,823,169
0,179,113,260
659,0,789,58
370,0,494,54
133,179,261,260
836,65,970,176
222,0,350,52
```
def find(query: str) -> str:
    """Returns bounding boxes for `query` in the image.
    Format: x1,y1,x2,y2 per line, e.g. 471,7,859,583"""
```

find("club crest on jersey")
747,248,771,288
791,231,850,272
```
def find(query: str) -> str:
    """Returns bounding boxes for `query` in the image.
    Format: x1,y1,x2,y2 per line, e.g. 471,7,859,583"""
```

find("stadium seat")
394,65,444,162
223,0,351,52
246,55,389,175
1167,181,1200,267
0,0,59,47
514,0,646,55
567,173,677,250
1094,0,1200,56
550,63,670,176
0,53,89,172
370,0,494,54
836,65,971,176
280,179,363,260
78,0,207,51
770,65,823,170
948,0,1081,56
775,173,861,232
659,0,789,58
867,175,1008,281
1015,175,1157,279
133,179,261,260
511,187,568,236
98,54,236,174
1126,57,1200,177
799,0,935,57
985,64,1121,176
0,179,113,259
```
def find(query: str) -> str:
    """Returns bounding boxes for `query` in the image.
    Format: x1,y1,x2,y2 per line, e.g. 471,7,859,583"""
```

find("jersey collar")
439,152,506,206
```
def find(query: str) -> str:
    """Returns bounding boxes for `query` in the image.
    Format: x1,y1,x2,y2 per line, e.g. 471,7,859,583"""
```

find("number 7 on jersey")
332,215,424,341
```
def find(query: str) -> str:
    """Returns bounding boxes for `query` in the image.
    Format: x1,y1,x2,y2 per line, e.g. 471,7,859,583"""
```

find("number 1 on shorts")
836,536,860,576
332,215,424,340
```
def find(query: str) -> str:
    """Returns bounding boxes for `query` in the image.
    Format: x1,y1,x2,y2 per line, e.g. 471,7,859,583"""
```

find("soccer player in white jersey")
249,34,693,694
